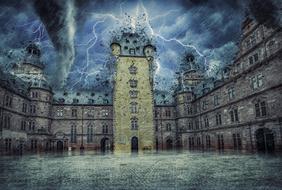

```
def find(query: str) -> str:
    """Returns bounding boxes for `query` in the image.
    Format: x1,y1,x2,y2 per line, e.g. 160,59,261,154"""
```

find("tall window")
21,120,26,131
5,95,12,107
196,137,201,147
5,138,12,151
131,118,138,130
87,125,94,143
206,135,211,149
204,116,209,128
71,109,77,117
130,102,138,113
216,113,222,126
166,123,171,131
230,108,239,123
188,137,194,149
214,95,220,106
202,100,208,110
248,53,259,65
255,100,267,117
233,133,242,150
22,103,27,113
102,125,108,134
217,134,224,150
3,115,11,129
228,87,235,100
30,105,36,114
188,122,193,130
251,74,263,90
71,125,77,143
195,119,199,130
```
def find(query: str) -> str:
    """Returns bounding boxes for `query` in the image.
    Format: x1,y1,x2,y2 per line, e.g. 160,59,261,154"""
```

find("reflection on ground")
0,151,282,190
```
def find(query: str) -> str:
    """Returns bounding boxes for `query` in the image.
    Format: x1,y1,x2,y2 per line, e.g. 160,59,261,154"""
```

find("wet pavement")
0,151,282,190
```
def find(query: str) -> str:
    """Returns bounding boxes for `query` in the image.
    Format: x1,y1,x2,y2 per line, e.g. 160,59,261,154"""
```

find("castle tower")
111,32,156,153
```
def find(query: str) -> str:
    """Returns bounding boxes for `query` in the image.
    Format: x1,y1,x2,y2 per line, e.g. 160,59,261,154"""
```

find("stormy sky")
0,0,281,96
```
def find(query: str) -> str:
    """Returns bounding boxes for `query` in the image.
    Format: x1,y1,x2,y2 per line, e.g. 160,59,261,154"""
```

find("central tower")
111,32,156,153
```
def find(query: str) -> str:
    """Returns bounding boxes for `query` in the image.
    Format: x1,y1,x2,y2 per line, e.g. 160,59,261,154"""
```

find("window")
155,110,159,118
202,100,208,110
57,109,63,117
129,48,135,55
129,79,138,88
22,103,27,113
130,102,138,114
21,120,26,131
217,134,224,150
255,100,267,117
131,118,138,130
248,53,259,65
188,122,193,130
71,109,77,117
5,95,12,107
196,137,201,147
216,113,222,126
71,125,77,143
187,105,192,115
188,137,194,149
228,87,235,100
129,64,137,74
206,135,211,149
3,115,11,129
29,121,35,131
233,133,242,150
195,119,199,130
73,99,79,104
30,139,37,150
155,123,158,132
101,110,109,117
87,109,95,118
214,95,219,106
87,125,94,143
129,90,138,98
245,34,256,49
204,116,209,128
230,108,239,123
166,123,171,131
250,74,263,90
165,110,171,117
30,105,36,114
5,138,12,151
102,125,108,134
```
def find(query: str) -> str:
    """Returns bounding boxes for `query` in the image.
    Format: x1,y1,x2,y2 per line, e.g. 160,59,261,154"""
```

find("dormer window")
125,39,130,43
124,46,128,50
129,48,135,55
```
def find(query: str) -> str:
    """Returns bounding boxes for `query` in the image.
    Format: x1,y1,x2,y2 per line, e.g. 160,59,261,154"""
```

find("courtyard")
0,151,282,190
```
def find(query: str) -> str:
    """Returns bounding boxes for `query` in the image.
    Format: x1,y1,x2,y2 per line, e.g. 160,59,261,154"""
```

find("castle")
0,16,281,154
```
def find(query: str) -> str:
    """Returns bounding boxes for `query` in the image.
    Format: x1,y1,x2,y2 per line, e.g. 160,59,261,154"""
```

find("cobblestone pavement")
0,151,282,190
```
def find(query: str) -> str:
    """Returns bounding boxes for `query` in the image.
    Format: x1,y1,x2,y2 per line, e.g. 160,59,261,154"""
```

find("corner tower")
111,32,156,153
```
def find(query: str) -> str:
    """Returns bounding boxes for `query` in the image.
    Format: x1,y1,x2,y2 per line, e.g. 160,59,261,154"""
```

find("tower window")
131,117,138,130
129,90,138,98
130,102,138,113
129,48,136,55
129,79,138,88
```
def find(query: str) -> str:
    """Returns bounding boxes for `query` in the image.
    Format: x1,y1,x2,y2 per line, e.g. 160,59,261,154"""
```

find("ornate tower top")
23,42,45,69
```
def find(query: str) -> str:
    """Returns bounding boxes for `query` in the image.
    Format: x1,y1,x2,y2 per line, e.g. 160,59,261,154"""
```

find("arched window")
102,125,108,134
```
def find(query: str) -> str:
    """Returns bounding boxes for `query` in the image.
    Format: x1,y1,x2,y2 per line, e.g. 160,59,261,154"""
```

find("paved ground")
0,151,282,190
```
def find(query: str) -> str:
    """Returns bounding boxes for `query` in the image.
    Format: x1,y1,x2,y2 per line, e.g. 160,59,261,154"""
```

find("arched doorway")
256,128,275,152
166,138,173,150
101,137,111,152
131,136,138,152
57,141,64,151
